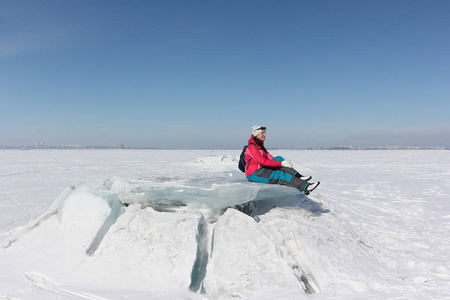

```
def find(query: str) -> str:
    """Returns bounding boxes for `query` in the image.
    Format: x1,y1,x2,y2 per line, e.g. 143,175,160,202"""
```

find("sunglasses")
257,127,266,131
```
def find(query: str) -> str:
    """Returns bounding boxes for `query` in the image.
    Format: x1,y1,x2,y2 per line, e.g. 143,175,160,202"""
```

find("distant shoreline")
1,146,448,151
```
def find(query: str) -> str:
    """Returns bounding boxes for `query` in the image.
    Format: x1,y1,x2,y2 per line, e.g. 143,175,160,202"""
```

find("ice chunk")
203,208,304,299
58,185,125,253
59,188,110,243
2,186,74,248
4,185,124,255
83,205,205,290
141,185,262,209
0,185,126,289
85,187,125,255
104,177,300,211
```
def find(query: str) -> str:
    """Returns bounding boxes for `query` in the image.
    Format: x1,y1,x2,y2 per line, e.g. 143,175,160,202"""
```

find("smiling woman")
243,125,320,195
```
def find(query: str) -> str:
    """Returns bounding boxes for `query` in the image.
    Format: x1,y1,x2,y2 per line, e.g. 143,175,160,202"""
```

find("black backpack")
238,143,256,172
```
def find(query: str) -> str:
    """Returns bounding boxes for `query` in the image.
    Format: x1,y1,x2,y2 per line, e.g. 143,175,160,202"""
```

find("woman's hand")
281,160,293,168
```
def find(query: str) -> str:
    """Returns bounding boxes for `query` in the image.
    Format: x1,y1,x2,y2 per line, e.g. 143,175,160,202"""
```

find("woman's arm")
247,144,282,168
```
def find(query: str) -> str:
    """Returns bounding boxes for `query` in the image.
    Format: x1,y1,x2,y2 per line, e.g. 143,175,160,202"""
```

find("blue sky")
1,0,449,148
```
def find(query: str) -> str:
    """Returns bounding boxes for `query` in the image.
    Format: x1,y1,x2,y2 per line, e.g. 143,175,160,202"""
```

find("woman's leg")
271,156,308,179
247,168,308,191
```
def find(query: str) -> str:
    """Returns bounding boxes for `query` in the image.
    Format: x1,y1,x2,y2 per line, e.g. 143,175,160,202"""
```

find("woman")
245,125,320,195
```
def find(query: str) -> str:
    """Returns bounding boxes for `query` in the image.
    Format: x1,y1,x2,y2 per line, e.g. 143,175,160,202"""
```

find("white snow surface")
0,149,449,299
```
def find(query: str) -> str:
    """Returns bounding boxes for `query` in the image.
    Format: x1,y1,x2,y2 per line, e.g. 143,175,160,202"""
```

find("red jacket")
245,136,282,177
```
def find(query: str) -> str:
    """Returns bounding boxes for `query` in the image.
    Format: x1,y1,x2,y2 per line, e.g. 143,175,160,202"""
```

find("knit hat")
251,125,266,137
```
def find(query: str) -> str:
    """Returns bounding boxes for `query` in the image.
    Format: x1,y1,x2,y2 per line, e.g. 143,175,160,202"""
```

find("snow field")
0,149,449,299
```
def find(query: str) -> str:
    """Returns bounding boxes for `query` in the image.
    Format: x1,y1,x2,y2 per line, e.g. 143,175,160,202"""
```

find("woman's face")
256,130,266,142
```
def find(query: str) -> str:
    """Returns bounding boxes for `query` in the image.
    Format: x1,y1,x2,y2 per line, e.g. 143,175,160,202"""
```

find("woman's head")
251,125,266,142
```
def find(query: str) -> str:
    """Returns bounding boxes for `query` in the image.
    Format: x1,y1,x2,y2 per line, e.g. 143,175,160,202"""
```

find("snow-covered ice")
0,149,449,299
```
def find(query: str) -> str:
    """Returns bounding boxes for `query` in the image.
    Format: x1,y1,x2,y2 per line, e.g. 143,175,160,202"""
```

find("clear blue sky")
1,0,449,148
